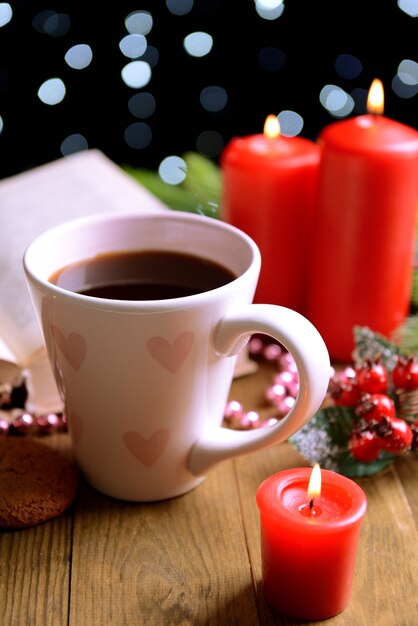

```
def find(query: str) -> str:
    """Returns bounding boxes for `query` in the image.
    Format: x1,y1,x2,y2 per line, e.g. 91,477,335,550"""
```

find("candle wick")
309,498,314,509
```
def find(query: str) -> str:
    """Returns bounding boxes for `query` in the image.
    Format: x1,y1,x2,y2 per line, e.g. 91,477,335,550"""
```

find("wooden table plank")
69,461,259,626
394,454,418,526
355,466,418,626
0,512,73,626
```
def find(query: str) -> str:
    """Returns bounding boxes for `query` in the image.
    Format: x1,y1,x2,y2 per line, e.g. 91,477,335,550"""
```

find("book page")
0,335,22,386
0,150,168,412
0,149,167,366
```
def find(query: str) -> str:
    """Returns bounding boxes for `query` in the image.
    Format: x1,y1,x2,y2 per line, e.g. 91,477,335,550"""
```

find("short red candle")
220,117,319,313
256,467,367,620
306,80,418,362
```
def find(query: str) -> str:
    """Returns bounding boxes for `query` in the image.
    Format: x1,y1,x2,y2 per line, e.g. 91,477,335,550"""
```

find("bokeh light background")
0,0,418,180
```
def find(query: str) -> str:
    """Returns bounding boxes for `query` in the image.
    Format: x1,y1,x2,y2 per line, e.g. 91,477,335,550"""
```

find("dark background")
0,0,417,179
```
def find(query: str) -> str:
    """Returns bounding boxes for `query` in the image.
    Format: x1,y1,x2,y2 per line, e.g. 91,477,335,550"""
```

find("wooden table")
1,361,417,626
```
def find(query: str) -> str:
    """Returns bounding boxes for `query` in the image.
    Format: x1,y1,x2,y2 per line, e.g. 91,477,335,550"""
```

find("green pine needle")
352,325,401,371
391,315,418,355
122,152,221,219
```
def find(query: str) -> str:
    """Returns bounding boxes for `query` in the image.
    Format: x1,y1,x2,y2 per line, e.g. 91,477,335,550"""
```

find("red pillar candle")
220,116,319,313
306,79,418,362
256,465,367,621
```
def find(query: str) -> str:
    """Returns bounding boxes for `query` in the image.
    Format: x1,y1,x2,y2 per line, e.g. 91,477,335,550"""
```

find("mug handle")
188,304,330,476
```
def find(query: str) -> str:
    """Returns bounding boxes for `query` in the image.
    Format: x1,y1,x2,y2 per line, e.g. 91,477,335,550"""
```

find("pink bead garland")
223,336,301,430
0,380,66,436
0,408,66,436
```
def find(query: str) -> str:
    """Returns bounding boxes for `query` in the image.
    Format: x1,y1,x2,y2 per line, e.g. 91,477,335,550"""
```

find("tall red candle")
306,80,418,362
220,116,319,313
256,466,367,620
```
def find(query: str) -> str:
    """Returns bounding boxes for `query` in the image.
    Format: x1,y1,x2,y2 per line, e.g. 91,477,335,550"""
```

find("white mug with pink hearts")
23,211,330,502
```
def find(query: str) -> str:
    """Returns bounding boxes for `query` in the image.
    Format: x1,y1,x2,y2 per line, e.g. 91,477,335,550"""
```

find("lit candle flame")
307,463,321,507
264,114,280,139
367,79,384,116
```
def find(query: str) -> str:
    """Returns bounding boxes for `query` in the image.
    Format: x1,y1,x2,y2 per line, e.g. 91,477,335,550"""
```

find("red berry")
376,416,413,454
348,430,381,462
355,357,388,394
391,355,418,391
328,378,362,407
355,393,396,422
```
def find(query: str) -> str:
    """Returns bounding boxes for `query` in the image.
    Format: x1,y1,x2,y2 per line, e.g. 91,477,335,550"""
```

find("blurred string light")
0,3,12,27
334,54,363,80
196,130,224,158
159,156,187,184
32,10,70,36
121,13,152,89
319,85,355,118
393,59,418,98
398,59,418,84
60,133,88,156
37,78,66,105
128,92,156,118
141,46,159,68
166,0,194,16
119,34,147,59
278,111,304,136
64,44,93,70
125,10,153,35
200,86,227,112
398,0,418,16
124,122,152,149
255,0,285,20
121,10,154,154
183,32,213,57
0,115,3,135
121,60,152,88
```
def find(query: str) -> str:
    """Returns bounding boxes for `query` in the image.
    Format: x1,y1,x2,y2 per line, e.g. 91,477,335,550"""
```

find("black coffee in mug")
49,249,236,300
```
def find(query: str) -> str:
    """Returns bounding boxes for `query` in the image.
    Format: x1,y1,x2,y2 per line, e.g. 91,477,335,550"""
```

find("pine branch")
122,152,221,218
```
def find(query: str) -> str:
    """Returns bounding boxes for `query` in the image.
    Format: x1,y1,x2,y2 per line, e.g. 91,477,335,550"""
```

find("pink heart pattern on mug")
146,331,194,374
123,429,170,468
51,325,87,371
